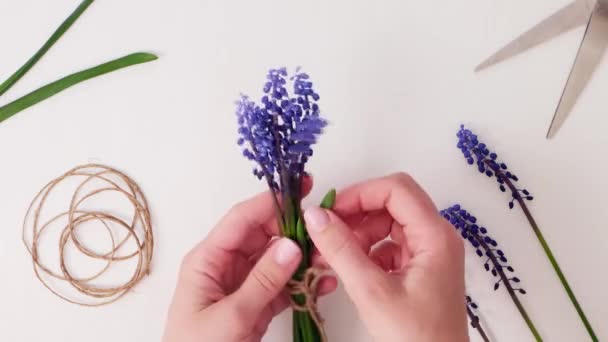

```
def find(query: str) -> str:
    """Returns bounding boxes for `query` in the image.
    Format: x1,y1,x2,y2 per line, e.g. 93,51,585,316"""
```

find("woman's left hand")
162,180,337,342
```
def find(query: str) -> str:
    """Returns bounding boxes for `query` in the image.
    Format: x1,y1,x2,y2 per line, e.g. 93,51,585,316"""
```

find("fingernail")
274,238,301,265
304,206,330,232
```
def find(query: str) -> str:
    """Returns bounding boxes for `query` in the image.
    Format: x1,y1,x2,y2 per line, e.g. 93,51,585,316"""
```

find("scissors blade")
476,0,593,72
547,3,608,138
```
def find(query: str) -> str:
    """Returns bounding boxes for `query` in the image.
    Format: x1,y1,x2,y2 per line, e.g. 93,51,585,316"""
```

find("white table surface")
0,0,606,341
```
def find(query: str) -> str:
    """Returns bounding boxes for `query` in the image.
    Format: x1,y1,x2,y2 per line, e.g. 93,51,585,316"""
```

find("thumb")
304,206,385,302
229,238,302,318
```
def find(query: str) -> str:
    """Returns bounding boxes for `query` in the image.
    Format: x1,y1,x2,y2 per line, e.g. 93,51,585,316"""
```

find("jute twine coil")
287,267,332,342
22,164,153,306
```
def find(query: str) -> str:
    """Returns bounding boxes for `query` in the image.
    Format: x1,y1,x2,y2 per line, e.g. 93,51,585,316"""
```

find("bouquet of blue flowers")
235,67,332,342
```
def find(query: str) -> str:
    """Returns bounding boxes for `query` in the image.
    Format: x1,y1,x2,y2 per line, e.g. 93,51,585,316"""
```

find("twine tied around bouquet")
287,267,333,342
22,164,153,306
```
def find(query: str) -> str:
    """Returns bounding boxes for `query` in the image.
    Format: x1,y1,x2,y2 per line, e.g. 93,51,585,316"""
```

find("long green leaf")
0,0,95,97
0,52,158,123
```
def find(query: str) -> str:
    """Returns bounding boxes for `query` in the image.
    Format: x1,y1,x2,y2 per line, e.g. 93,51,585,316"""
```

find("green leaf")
0,52,158,123
0,0,95,97
320,189,336,209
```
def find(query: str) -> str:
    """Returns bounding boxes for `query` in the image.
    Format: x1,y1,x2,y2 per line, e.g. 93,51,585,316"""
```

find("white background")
0,0,607,341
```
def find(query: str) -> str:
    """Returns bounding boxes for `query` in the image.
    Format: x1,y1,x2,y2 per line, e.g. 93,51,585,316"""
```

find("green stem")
486,160,598,341
289,189,336,342
509,288,542,341
0,52,158,123
292,216,321,342
0,0,95,97
293,313,302,342
518,199,598,341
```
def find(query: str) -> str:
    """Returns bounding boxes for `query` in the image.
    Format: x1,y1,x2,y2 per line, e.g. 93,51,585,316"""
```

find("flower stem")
0,0,95,97
466,306,490,342
472,233,542,341
486,161,598,342
293,313,302,342
519,200,597,341
0,52,158,123
289,189,335,342
288,204,319,342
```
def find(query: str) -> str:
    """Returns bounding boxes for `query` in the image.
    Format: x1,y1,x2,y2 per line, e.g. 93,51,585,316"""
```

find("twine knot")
287,267,333,342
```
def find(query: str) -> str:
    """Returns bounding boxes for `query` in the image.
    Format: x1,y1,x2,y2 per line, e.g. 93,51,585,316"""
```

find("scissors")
476,0,608,139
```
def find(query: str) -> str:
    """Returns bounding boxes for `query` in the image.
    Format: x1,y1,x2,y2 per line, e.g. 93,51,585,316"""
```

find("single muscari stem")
466,306,490,342
0,0,95,97
473,232,542,341
485,160,598,342
444,206,541,341
0,53,158,123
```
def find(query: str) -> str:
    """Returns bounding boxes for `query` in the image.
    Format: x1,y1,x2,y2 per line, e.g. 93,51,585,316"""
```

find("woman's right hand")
304,173,469,342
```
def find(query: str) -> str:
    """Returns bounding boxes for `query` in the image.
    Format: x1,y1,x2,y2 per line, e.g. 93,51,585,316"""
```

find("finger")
343,212,366,227
247,272,338,332
310,212,393,265
370,240,402,272
389,221,413,267
333,173,448,257
248,237,280,264
204,191,282,259
301,174,313,196
311,250,327,267
204,175,314,259
173,179,314,315
317,276,339,295
228,238,302,318
304,206,386,303
352,210,393,252
251,245,338,321
390,220,405,244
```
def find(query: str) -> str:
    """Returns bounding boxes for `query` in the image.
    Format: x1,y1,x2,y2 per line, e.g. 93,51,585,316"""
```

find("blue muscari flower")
236,67,326,191
456,125,534,209
441,205,526,294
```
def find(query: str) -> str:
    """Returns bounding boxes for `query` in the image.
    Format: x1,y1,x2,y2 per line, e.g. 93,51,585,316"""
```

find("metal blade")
476,0,594,72
548,4,608,138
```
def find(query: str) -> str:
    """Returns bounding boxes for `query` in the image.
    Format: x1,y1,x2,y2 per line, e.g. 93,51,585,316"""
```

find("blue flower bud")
236,68,325,188
456,126,533,208
441,205,524,296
